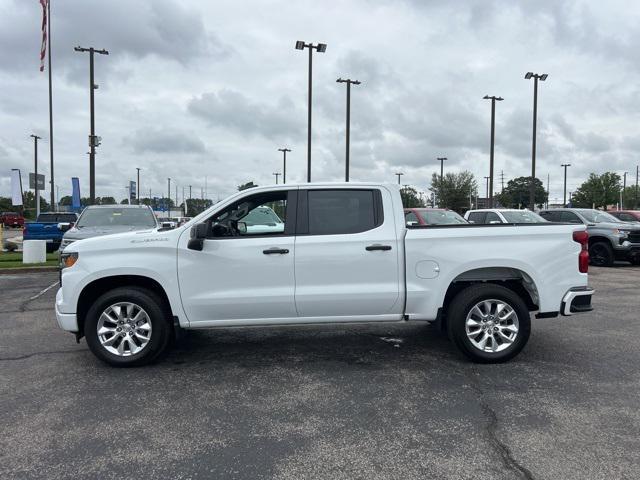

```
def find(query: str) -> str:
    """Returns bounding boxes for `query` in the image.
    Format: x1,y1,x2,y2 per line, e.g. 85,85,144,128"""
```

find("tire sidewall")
589,242,613,267
85,287,171,367
448,284,531,363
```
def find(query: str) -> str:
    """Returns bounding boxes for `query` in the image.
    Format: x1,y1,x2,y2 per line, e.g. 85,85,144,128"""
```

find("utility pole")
175,184,178,212
483,95,503,208
278,148,291,184
46,0,55,209
295,41,327,182
30,134,42,217
635,166,639,209
622,171,628,209
395,172,403,185
74,46,109,204
436,157,447,207
167,178,171,211
273,172,281,184
337,78,361,181
524,72,548,211
561,163,571,207
500,170,505,192
136,167,141,204
547,173,550,209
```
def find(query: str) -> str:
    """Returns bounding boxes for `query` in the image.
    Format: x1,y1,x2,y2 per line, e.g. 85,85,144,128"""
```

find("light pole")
136,167,141,204
278,148,291,184
622,171,628,209
436,157,447,207
167,178,171,212
30,134,42,217
273,172,281,184
483,95,503,208
561,163,571,207
484,176,490,202
525,72,548,210
295,40,327,182
395,172,403,185
635,166,639,209
74,46,109,204
336,78,361,181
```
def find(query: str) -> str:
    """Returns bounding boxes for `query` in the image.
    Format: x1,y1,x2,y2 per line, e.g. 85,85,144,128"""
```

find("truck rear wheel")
85,287,172,367
447,284,531,363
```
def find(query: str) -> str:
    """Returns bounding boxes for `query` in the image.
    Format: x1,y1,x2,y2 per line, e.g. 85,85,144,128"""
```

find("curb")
0,266,59,275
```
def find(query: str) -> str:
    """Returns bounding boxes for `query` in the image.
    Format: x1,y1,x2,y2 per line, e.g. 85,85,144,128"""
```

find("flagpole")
47,0,55,210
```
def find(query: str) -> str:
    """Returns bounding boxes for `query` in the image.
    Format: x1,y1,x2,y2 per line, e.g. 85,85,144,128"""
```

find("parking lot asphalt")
1,266,639,480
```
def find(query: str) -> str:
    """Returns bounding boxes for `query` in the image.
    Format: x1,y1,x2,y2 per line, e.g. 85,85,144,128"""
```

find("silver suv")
539,208,640,266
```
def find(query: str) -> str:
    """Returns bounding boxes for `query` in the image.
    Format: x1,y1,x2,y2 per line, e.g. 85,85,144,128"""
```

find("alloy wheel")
465,299,519,353
96,302,152,356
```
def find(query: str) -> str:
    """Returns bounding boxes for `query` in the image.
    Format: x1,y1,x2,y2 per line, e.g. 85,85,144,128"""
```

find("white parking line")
29,281,59,301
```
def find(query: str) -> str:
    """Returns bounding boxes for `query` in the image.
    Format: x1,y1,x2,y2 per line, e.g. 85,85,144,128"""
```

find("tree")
22,191,50,218
238,182,258,191
571,172,620,210
97,196,116,205
59,195,72,206
621,185,639,210
185,198,214,216
495,176,547,209
400,186,424,208
430,171,478,213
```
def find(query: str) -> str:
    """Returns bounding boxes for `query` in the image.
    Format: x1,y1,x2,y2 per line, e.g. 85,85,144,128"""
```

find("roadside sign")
29,173,45,190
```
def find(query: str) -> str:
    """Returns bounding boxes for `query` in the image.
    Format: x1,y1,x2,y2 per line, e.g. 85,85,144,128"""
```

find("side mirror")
58,222,71,232
406,221,418,226
237,221,247,234
187,223,209,251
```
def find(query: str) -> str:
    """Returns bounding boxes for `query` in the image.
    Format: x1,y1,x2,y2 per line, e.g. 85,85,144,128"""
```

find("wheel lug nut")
116,327,121,332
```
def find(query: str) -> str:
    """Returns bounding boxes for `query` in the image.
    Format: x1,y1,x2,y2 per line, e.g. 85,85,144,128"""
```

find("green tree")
59,195,72,206
185,198,214,216
430,171,477,213
0,196,18,213
22,191,50,218
97,196,116,205
238,182,258,191
571,172,620,210
400,186,424,208
621,185,640,210
495,176,547,209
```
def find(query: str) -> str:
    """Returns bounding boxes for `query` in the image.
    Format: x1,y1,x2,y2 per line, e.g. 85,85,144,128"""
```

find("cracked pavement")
1,267,639,479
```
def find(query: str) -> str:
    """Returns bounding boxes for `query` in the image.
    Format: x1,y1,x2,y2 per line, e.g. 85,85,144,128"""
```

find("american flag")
39,0,48,72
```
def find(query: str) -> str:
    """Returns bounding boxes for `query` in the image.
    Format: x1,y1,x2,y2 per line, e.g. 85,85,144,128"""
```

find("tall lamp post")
436,157,447,207
483,95,503,208
273,172,281,184
295,40,327,183
74,46,109,204
136,167,141,204
561,163,571,207
336,78,361,181
622,171,628,209
30,134,42,217
484,176,490,202
278,148,291,184
524,72,548,210
395,172,404,185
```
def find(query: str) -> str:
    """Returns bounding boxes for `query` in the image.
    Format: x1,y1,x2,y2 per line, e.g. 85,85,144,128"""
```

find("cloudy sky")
1,0,639,204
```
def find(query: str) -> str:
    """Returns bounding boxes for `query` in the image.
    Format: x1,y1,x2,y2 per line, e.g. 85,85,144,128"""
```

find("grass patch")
0,252,58,269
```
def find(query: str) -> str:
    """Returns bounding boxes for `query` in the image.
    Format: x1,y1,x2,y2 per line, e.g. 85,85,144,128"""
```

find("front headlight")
617,229,630,237
60,238,75,250
60,252,79,269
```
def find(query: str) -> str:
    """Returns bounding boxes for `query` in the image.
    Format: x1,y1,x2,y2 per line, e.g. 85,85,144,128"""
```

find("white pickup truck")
56,183,594,366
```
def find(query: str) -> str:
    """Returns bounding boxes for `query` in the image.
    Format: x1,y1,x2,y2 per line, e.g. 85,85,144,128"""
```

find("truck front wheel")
447,284,531,363
85,287,172,367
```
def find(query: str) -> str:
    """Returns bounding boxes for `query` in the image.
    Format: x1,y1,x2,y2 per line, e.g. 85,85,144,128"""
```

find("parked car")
23,212,79,252
539,208,640,266
609,210,640,223
1,212,25,228
60,205,158,251
157,217,177,229
56,183,593,367
176,217,193,226
404,208,467,225
464,209,548,224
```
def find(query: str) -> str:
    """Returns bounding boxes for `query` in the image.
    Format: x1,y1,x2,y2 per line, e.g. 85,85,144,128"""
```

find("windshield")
76,208,157,228
418,210,467,225
579,210,620,223
501,211,547,223
242,207,283,226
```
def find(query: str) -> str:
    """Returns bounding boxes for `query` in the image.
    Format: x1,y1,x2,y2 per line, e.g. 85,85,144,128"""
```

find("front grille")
628,231,640,244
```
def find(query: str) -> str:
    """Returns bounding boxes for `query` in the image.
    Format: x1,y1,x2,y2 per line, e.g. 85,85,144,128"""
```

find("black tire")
631,257,640,266
446,284,531,363
85,287,173,367
589,241,614,267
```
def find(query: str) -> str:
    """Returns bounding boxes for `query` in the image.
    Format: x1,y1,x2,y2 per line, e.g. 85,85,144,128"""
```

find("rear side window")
485,212,502,223
560,212,582,224
539,211,560,222
467,212,486,224
306,190,381,235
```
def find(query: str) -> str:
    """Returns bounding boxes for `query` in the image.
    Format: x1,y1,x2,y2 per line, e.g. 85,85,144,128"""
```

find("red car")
404,208,468,226
1,212,25,228
609,210,640,223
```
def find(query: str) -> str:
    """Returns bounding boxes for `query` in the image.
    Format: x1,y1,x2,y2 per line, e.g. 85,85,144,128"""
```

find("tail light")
573,230,589,273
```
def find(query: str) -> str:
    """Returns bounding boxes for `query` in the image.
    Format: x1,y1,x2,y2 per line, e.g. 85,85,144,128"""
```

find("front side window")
210,191,288,237
405,211,419,225
307,190,378,235
419,210,467,225
578,210,619,223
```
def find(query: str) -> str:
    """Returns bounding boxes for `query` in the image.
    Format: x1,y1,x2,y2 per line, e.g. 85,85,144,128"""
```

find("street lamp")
278,148,291,184
561,163,571,207
622,171,628,209
524,72,548,210
484,176,490,202
483,95,504,208
436,157,447,207
74,46,109,204
295,40,327,182
336,78,361,181
395,172,404,185
136,167,141,204
273,172,281,184
30,134,42,217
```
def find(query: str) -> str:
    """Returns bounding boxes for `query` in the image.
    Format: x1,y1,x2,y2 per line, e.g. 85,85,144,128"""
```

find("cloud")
126,128,206,154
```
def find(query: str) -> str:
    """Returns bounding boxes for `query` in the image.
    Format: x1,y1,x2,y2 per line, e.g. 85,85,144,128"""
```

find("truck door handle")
263,248,289,255
366,244,392,251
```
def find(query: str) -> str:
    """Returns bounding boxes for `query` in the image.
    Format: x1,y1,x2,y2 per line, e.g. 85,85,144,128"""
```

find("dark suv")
539,208,640,266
